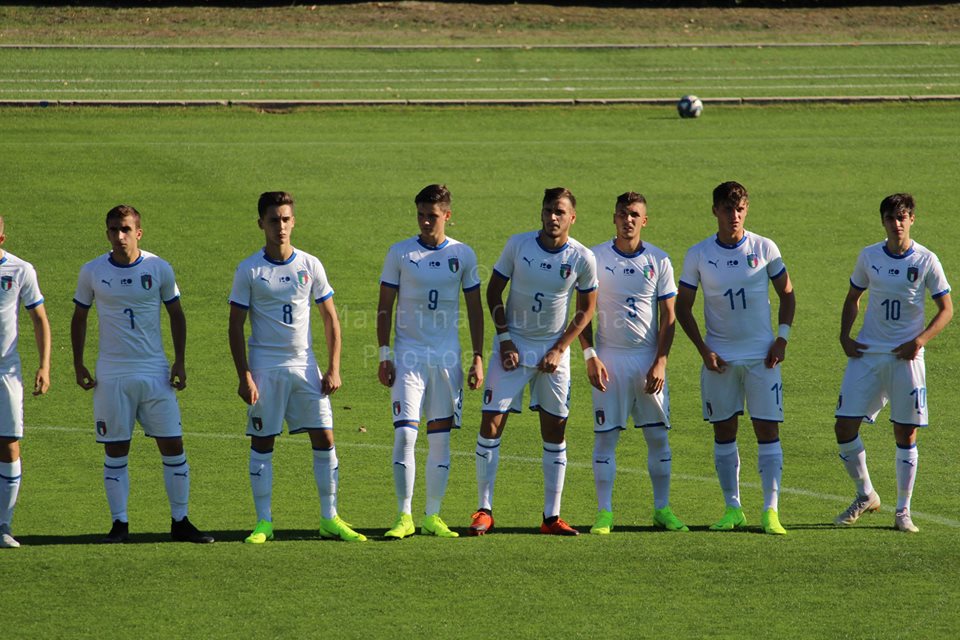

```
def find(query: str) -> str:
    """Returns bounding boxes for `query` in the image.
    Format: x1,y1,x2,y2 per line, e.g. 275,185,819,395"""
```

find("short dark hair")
713,181,749,208
616,192,647,209
258,191,294,218
543,187,576,209
414,184,452,209
106,204,141,227
880,193,915,219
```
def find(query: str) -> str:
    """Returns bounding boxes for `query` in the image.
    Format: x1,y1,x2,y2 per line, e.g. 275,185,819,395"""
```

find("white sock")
757,440,783,512
895,444,918,512
714,440,741,508
592,430,620,512
425,430,451,516
0,459,22,526
475,435,501,511
161,453,190,521
312,446,339,520
249,448,273,522
838,435,874,497
392,427,417,514
643,427,672,510
542,441,567,519
104,454,130,522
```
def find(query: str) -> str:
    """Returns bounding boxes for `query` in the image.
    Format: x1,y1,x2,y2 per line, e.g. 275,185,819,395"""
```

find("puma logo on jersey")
409,259,420,268
604,266,615,274
101,279,112,287
871,265,881,274
707,259,719,269
522,256,533,266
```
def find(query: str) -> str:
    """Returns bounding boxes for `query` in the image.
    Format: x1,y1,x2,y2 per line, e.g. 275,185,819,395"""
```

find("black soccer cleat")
101,519,130,544
171,517,215,544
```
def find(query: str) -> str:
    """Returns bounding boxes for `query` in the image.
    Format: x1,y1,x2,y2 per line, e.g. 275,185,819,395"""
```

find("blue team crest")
393,401,401,416
559,263,572,279
643,265,655,280
483,389,492,405
96,420,107,436
140,274,153,290
746,253,759,268
448,257,460,273
0,275,11,291
297,270,309,285
595,409,605,426
907,266,919,283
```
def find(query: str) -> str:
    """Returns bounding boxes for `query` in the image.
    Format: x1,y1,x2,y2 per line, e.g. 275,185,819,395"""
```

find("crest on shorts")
297,270,309,285
907,266,919,283
483,389,492,405
448,258,460,273
706,402,713,417
393,401,401,416
0,276,11,291
595,409,605,426
642,265,655,280
252,417,263,432
96,420,107,436
746,253,759,269
559,263,572,279
140,274,153,290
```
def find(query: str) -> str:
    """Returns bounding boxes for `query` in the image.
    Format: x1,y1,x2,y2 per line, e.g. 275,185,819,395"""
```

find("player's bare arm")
166,298,187,390
70,305,96,390
893,292,953,360
487,271,518,371
464,286,485,390
765,271,796,368
317,296,342,395
676,285,727,372
645,296,676,394
228,304,258,405
577,320,608,392
27,303,51,396
540,288,597,373
376,283,398,387
839,285,868,358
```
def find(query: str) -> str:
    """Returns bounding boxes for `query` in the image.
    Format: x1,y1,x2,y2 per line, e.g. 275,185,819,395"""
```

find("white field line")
31,424,960,528
0,42,951,50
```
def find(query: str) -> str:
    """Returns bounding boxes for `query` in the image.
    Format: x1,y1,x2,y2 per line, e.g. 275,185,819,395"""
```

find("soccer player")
0,217,51,549
833,194,952,533
377,184,484,539
229,191,365,544
675,181,795,535
579,192,687,535
72,205,213,544
469,187,597,536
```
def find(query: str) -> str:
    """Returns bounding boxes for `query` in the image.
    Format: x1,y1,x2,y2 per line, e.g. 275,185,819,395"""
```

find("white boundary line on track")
0,42,955,50
31,424,960,528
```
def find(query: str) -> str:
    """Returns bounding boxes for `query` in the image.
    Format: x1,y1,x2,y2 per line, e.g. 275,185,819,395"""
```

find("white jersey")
679,231,786,361
493,231,598,365
229,247,334,371
592,240,676,353
0,252,44,374
73,251,180,379
380,236,480,367
850,241,950,353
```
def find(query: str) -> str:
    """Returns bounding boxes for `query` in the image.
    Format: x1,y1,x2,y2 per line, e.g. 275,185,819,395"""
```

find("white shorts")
481,347,571,419
247,366,333,437
836,353,927,427
93,375,183,443
0,371,24,439
391,361,463,430
700,360,783,423
591,349,670,432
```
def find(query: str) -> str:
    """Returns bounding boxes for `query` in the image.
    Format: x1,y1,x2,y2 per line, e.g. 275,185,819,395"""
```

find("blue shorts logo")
595,409,605,425
96,420,107,436
483,389,492,405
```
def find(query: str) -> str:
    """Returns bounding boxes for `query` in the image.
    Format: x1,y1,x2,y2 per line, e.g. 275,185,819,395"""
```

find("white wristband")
378,346,392,362
583,347,597,361
777,324,791,342
496,331,512,344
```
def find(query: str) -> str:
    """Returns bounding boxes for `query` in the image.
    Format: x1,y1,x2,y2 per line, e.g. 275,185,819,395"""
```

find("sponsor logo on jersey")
448,257,460,273
746,253,759,268
96,420,107,436
888,268,900,276
726,259,739,268
297,270,309,285
0,276,11,291
252,417,263,431
393,401,401,416
907,266,919,283
643,265,655,280
483,389,492,405
280,276,291,283
429,260,441,269
595,409,605,425
539,261,552,271
559,263,572,279
121,277,133,287
140,274,153,290
622,267,636,276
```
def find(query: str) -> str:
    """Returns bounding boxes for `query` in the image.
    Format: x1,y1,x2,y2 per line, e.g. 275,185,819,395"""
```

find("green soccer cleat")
761,508,787,535
590,509,614,535
319,515,367,542
709,506,747,531
385,513,415,539
653,506,690,532
421,513,459,538
244,519,274,544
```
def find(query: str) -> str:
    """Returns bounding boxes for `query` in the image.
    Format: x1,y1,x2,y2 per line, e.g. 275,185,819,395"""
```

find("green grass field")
2,100,959,638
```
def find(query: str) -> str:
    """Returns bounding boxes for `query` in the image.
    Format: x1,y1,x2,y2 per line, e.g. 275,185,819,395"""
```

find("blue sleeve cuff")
492,268,510,282
769,267,787,281
932,289,950,299
163,295,181,306
229,300,249,310
678,280,698,291
658,291,677,301
316,291,334,303
463,283,480,293
380,281,399,289
849,279,867,291
25,297,44,310
73,298,92,309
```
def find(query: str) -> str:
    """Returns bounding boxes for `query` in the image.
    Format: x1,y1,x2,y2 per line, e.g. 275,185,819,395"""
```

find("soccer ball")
677,95,703,119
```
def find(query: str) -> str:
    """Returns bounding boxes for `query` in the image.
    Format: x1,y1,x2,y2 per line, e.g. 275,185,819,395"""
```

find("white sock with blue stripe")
592,430,619,512
103,454,130,522
312,446,339,520
895,444,918,511
757,440,783,512
161,453,190,521
392,427,417,514
838,435,874,497
249,448,273,522
0,459,21,526
425,430,451,516
543,441,567,519
714,440,741,509
475,436,500,511
644,427,672,510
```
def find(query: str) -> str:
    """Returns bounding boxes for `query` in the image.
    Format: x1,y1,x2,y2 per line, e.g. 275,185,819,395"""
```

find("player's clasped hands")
500,340,519,371
537,345,564,374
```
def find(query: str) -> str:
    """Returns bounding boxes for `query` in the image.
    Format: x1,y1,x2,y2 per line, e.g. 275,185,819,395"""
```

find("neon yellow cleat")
421,513,459,538
761,508,787,535
709,506,747,531
319,515,367,542
653,506,690,532
590,509,614,535
385,513,415,539
244,519,274,544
